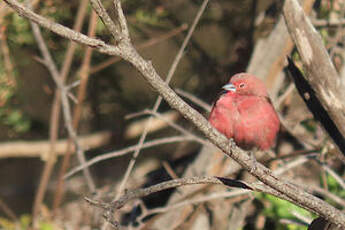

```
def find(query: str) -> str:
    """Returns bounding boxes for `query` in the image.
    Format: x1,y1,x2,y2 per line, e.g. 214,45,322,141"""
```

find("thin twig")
0,196,17,221
125,111,180,138
175,88,212,112
309,185,345,208
65,135,197,178
0,26,15,83
137,190,250,224
322,164,345,190
127,109,209,146
115,0,210,202
113,0,129,38
30,21,96,188
90,24,188,74
162,161,179,179
312,18,345,27
92,177,242,229
86,176,250,209
89,0,122,42
28,4,95,222
86,175,311,228
89,153,323,228
290,210,312,225
33,0,90,220
275,83,295,107
66,80,81,90
53,9,98,214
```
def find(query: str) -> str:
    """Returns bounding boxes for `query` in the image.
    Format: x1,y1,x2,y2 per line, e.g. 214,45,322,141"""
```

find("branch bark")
3,0,345,227
283,0,345,156
0,131,112,159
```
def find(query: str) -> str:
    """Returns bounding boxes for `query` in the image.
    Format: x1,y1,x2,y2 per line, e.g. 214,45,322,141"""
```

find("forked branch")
3,0,345,227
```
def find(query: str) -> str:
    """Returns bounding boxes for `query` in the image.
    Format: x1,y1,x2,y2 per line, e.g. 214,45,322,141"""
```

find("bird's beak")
222,83,236,92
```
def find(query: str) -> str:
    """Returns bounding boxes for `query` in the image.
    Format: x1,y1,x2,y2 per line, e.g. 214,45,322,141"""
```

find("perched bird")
209,73,280,150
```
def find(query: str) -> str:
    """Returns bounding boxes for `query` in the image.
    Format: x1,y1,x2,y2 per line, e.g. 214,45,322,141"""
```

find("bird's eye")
239,83,245,88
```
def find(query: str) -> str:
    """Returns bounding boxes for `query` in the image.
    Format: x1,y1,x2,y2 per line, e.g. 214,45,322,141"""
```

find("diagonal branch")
4,0,345,227
113,0,210,202
283,0,345,157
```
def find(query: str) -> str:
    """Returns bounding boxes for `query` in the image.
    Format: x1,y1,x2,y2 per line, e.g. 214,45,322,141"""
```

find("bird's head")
223,73,269,98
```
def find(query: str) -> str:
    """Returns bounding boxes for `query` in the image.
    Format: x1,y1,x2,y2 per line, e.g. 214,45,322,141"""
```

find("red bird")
209,73,280,150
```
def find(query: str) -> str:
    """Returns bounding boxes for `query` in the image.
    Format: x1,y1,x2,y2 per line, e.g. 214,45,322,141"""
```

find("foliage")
0,214,55,230
0,61,30,133
258,193,314,229
6,14,35,45
134,8,169,27
323,173,345,207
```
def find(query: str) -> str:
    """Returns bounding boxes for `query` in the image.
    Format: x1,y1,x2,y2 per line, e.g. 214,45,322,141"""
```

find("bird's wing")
236,97,279,149
209,94,238,139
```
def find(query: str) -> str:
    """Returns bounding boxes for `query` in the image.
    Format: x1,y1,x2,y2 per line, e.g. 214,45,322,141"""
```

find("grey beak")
222,83,236,92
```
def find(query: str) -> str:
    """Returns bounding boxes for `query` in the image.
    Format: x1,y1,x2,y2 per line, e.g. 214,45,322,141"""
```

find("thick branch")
283,0,345,155
4,0,345,227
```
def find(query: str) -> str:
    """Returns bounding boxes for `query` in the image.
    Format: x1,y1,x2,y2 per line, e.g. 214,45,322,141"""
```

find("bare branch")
53,9,99,213
0,131,111,159
86,176,252,227
137,190,250,223
90,24,188,74
113,0,129,38
85,173,318,228
321,164,345,190
128,109,209,146
114,0,211,202
4,0,345,227
283,0,345,156
89,0,122,42
65,135,198,178
312,18,345,27
0,196,17,221
175,88,212,112
125,111,179,139
30,20,95,191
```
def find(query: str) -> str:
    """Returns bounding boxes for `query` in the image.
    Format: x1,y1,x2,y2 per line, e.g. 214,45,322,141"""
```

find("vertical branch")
30,19,61,225
53,10,98,214
89,0,122,41
30,0,95,222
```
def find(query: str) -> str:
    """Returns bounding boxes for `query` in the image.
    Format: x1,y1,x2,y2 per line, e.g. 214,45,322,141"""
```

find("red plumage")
209,73,280,150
